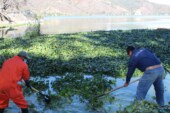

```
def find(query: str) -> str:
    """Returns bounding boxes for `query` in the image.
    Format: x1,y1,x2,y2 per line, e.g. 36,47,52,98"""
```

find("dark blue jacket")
126,48,161,83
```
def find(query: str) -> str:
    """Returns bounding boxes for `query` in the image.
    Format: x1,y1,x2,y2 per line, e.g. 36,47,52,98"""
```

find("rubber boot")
0,109,4,113
21,108,28,113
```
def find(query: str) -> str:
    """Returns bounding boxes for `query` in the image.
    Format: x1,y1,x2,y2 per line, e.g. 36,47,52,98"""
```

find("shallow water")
103,74,170,112
5,74,170,113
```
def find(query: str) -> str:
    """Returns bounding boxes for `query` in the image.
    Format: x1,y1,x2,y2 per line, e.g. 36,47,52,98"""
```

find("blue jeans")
136,66,165,106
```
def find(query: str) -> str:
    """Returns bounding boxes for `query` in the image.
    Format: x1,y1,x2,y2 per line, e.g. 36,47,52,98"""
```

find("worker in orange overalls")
0,51,31,113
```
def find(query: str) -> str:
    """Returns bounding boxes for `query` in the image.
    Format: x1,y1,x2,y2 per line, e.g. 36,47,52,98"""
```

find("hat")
18,51,30,59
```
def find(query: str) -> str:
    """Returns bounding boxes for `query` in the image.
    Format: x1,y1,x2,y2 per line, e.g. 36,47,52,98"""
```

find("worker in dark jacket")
0,51,31,113
124,46,164,106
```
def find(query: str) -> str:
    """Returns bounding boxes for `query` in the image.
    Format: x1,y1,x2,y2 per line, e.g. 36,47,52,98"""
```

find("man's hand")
124,82,129,87
25,80,31,88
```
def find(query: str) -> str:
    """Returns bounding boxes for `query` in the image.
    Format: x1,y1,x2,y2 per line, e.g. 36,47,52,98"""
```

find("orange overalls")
0,56,30,109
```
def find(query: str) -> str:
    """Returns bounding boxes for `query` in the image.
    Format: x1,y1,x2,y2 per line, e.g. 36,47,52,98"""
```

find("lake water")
40,16,170,35
6,73,170,113
1,16,170,38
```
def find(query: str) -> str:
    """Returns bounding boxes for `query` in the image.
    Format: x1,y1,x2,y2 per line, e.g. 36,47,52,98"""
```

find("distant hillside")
109,0,170,15
1,0,170,24
23,0,170,16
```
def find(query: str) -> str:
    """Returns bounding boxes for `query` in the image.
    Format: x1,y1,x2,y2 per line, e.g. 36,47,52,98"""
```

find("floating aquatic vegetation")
0,29,170,111
0,29,170,76
117,100,170,113
51,73,115,109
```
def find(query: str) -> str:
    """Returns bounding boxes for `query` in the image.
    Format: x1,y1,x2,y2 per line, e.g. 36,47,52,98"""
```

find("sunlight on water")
6,73,170,113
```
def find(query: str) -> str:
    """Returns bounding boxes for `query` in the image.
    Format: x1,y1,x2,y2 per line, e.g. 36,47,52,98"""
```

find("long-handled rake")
95,78,140,98
30,86,51,104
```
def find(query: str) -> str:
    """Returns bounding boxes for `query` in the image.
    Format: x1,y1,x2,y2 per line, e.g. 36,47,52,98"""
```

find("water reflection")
0,26,29,38
0,25,39,39
0,27,17,38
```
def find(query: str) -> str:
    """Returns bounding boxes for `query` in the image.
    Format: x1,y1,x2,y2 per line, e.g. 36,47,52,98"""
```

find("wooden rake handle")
96,78,140,98
30,86,39,93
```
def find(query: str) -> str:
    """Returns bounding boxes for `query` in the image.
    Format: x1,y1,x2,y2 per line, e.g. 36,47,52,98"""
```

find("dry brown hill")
23,0,170,16
1,0,170,24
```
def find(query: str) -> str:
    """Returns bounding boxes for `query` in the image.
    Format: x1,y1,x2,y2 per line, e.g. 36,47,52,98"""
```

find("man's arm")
124,57,137,87
125,66,136,84
22,63,31,88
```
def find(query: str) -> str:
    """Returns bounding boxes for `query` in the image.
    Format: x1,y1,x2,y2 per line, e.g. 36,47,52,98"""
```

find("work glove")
25,80,31,89
124,82,129,87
